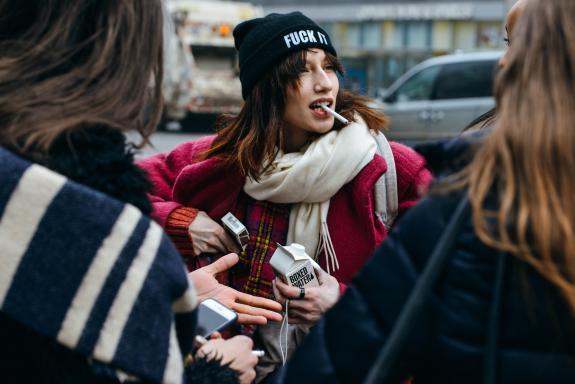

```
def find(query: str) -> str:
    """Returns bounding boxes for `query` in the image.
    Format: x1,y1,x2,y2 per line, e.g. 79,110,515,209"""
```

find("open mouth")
309,100,333,114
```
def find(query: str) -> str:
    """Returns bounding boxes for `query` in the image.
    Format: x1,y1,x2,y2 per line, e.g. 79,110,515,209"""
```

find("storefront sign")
357,3,475,20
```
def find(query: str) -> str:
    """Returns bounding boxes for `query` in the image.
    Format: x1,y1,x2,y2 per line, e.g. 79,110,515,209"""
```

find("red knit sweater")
138,135,431,291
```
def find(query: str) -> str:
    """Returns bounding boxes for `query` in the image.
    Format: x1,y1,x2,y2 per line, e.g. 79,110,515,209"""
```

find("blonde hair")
466,0,575,312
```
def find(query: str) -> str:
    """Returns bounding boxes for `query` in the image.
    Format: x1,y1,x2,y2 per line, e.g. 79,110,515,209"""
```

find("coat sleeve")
283,196,455,383
137,137,214,226
391,142,433,217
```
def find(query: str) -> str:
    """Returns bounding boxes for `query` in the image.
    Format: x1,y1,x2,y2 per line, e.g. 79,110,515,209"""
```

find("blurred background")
135,0,517,156
248,0,513,94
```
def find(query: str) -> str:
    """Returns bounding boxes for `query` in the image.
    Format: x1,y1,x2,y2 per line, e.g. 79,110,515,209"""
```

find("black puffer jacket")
283,135,575,383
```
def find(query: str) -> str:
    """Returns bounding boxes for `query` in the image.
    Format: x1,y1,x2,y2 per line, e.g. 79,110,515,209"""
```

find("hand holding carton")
269,243,319,288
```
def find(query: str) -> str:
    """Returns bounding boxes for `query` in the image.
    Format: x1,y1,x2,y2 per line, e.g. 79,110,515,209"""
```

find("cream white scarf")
244,115,376,273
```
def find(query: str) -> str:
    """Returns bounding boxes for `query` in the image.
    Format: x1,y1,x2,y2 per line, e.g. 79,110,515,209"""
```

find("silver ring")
298,287,305,299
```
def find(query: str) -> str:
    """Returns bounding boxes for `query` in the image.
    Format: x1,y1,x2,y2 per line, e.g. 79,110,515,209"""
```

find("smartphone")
196,298,238,338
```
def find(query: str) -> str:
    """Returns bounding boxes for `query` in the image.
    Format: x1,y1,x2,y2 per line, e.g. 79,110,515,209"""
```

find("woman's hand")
190,253,283,324
188,211,241,255
272,267,340,324
196,335,258,384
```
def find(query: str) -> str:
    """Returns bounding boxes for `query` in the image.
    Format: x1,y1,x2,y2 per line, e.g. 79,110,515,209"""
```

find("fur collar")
40,126,152,214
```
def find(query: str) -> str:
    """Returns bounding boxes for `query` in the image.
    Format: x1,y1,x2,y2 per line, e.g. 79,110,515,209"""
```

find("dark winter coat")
283,134,575,383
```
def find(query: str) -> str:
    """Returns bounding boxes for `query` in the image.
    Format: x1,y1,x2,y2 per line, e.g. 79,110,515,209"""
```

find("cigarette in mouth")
252,350,265,357
320,104,350,125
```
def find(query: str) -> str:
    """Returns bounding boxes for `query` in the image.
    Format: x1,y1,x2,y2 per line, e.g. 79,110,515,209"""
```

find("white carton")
221,212,249,251
269,243,319,288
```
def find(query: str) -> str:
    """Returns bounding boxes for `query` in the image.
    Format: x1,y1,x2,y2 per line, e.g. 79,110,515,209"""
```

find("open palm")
190,253,283,324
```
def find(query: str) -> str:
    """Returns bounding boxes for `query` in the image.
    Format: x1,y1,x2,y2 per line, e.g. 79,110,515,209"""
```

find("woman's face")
282,49,340,152
499,0,527,68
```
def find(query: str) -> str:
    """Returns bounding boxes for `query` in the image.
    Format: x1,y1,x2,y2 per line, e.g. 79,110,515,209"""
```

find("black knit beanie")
233,11,337,99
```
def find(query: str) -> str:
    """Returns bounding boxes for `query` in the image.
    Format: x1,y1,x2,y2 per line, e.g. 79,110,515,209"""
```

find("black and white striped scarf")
0,147,197,383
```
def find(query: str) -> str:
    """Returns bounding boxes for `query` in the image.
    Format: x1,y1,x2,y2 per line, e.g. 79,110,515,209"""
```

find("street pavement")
126,131,210,159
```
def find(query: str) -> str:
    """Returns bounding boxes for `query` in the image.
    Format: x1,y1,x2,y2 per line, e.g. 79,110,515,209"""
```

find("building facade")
243,0,507,97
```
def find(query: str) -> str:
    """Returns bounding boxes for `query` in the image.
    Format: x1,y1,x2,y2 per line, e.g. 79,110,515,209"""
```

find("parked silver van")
377,51,503,143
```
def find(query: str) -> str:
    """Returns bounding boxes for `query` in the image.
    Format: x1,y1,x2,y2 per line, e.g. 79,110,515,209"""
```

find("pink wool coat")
138,135,431,288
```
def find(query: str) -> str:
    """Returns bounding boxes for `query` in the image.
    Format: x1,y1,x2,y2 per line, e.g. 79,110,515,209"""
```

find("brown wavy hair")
203,49,389,180
464,0,575,313
0,0,164,158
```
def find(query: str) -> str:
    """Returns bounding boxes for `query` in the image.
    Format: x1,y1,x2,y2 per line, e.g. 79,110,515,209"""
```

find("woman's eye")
503,37,510,47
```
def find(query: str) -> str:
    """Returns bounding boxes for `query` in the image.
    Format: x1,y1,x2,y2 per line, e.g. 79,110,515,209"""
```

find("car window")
432,60,497,100
393,65,440,102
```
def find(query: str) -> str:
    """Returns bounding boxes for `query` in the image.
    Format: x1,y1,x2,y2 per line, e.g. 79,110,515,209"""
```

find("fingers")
235,290,283,312
218,230,242,254
203,253,239,275
192,236,227,255
206,232,230,254
274,278,301,299
189,212,241,254
272,279,287,304
241,371,256,384
208,225,241,254
198,336,257,384
284,298,312,312
240,369,257,384
236,313,269,325
209,331,222,340
231,302,283,323
223,286,282,324
231,336,257,384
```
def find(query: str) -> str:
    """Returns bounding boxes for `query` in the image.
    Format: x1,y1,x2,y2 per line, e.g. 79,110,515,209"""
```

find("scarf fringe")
315,222,340,274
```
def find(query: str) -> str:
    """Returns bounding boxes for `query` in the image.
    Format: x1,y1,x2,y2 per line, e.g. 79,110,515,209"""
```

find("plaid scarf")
231,195,289,300
0,148,196,384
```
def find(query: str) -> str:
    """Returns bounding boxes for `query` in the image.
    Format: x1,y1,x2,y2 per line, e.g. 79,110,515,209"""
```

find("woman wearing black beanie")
140,11,431,382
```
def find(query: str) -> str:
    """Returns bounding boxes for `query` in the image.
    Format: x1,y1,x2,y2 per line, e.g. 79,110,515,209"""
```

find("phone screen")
196,299,237,338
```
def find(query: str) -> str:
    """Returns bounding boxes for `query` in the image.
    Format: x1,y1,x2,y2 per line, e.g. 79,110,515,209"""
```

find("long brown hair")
203,49,389,180
464,0,575,313
0,0,164,158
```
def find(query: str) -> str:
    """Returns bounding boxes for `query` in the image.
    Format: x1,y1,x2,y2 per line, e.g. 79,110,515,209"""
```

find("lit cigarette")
252,350,265,357
320,104,350,125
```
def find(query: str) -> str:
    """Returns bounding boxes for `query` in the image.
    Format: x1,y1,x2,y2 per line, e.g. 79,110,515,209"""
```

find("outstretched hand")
190,253,283,324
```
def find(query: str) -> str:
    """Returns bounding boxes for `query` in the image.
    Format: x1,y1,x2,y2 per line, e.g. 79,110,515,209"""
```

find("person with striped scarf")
0,1,281,383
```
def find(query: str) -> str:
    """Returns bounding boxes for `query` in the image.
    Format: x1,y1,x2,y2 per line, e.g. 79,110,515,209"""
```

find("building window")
477,22,503,49
432,21,453,52
381,21,406,50
382,21,395,50
334,22,348,50
453,21,477,50
361,22,381,50
384,57,405,86
346,22,361,49
405,21,430,51
393,22,406,49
